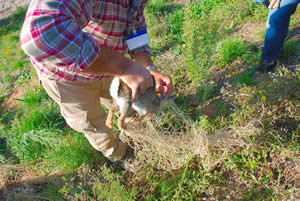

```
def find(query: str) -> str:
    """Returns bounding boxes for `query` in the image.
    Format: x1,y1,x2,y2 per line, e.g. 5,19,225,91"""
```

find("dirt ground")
0,0,30,20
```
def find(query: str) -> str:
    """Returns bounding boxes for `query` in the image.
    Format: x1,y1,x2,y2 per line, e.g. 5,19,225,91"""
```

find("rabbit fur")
105,76,161,131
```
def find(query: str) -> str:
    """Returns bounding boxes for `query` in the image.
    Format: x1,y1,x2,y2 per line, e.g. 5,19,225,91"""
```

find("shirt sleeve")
20,0,100,72
127,0,150,54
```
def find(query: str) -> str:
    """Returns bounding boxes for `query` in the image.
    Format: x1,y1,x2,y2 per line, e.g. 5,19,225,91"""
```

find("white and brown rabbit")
105,76,162,131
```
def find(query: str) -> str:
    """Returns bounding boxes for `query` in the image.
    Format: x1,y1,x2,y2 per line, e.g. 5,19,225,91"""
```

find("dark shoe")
255,60,278,73
106,144,140,172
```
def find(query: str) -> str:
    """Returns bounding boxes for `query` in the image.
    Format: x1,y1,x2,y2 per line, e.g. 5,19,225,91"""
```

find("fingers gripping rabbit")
105,76,161,131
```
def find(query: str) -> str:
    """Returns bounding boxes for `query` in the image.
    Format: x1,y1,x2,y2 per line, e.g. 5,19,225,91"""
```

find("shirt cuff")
128,44,150,55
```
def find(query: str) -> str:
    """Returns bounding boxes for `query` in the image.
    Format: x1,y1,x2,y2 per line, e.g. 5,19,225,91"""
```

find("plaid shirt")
20,0,150,81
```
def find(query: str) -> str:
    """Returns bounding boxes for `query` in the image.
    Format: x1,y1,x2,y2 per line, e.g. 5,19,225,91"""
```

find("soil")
0,0,30,20
2,78,39,113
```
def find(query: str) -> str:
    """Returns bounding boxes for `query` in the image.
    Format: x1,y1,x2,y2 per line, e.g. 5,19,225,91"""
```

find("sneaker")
255,60,278,73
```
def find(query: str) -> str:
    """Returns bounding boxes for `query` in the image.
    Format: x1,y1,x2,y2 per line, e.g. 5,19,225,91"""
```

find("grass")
215,37,250,67
0,1,299,200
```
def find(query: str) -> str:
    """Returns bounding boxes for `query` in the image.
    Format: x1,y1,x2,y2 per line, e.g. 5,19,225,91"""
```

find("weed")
45,132,103,172
59,165,137,200
15,101,65,132
234,70,257,86
282,37,300,59
215,37,248,67
42,183,65,201
141,159,226,200
7,129,64,161
183,2,223,84
146,0,173,17
18,86,49,109
0,6,25,35
0,109,17,126
197,83,217,105
165,7,184,44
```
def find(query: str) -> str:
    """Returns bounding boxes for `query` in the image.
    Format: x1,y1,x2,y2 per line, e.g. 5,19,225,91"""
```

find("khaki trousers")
39,74,126,159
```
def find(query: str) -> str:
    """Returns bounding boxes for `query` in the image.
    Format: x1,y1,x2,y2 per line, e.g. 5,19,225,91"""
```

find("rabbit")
105,75,162,131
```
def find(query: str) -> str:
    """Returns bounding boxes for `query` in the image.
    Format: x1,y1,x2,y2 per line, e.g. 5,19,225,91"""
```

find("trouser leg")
262,0,299,62
39,75,126,159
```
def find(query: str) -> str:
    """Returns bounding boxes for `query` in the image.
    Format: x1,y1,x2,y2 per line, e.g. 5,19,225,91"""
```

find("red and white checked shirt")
20,0,150,81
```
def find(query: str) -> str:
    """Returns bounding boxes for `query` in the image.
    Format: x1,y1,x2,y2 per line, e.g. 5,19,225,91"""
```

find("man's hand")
148,70,173,99
120,63,153,101
81,46,172,101
80,46,153,101
130,52,173,99
268,0,280,9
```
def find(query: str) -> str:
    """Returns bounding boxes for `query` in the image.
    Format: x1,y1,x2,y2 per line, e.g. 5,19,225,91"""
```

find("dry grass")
122,101,263,170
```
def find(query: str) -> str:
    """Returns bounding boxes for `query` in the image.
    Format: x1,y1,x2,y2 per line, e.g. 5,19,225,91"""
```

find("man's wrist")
130,51,153,67
146,66,156,71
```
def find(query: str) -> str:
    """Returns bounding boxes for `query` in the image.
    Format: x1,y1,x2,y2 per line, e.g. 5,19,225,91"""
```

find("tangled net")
122,101,261,170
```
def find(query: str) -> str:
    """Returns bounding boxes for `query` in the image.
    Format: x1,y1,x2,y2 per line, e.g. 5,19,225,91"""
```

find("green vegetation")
1,1,299,200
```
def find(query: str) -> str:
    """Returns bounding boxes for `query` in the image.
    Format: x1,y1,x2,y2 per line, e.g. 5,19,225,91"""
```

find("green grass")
282,37,300,59
165,6,185,44
2,85,102,171
234,69,257,86
45,132,103,172
215,37,249,67
0,7,31,108
0,1,299,200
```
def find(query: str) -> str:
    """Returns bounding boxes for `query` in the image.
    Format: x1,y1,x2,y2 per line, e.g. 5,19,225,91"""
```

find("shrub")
165,7,184,44
60,166,137,200
45,132,102,172
8,129,64,161
215,37,247,67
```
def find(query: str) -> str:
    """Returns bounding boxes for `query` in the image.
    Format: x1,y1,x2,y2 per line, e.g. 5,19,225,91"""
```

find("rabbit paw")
118,120,127,131
105,117,114,128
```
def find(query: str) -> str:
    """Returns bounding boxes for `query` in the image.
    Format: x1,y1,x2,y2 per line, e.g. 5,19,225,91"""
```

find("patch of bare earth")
2,78,39,113
0,164,64,201
0,0,30,20
232,22,265,45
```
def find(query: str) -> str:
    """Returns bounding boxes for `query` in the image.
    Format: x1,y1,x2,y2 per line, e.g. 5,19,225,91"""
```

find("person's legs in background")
256,0,299,72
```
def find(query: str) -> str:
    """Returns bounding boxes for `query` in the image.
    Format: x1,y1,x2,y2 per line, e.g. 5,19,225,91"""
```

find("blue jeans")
261,0,299,62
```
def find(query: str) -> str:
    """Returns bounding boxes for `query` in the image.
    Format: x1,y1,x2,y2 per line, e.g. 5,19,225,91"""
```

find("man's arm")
130,51,153,67
20,0,99,72
126,0,152,67
125,0,174,98
81,45,153,101
130,51,173,99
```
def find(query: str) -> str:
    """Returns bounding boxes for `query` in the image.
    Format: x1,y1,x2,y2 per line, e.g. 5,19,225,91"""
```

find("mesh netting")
121,101,261,170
